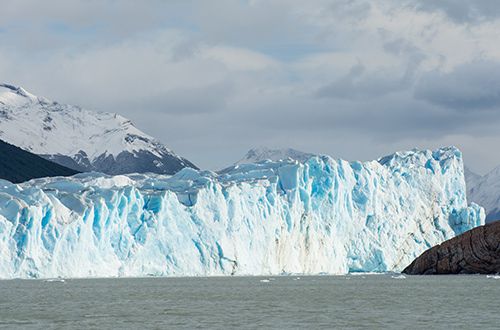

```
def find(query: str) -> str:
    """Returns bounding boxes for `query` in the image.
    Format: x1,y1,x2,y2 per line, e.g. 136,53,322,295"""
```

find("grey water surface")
0,275,499,329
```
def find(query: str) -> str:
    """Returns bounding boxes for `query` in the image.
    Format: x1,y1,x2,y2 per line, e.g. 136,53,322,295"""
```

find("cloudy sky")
1,0,500,174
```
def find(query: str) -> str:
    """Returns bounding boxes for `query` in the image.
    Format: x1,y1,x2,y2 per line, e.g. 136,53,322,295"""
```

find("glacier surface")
0,147,484,279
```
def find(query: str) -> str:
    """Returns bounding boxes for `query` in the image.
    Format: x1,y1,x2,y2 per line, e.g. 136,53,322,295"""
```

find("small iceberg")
486,275,500,279
260,279,270,283
43,279,66,283
391,274,406,279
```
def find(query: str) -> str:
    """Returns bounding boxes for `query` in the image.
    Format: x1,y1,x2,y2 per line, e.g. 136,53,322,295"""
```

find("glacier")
0,147,484,279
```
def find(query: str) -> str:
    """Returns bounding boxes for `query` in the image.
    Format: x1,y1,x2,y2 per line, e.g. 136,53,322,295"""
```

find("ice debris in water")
0,147,485,279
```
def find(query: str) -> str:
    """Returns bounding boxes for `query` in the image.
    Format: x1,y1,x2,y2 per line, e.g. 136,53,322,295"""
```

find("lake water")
0,274,499,329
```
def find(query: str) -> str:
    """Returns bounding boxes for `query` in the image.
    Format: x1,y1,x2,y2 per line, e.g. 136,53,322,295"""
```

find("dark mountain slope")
0,139,79,183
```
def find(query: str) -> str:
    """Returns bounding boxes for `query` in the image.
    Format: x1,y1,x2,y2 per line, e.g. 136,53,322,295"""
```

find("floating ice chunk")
42,279,66,283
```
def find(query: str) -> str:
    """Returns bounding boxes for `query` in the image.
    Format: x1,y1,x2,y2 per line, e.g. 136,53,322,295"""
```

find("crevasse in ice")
0,147,484,278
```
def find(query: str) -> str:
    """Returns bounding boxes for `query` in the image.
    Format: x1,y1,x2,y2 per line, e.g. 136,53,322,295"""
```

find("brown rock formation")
403,220,500,275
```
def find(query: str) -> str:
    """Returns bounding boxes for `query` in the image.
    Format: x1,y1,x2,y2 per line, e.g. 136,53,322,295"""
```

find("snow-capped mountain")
466,166,500,223
0,84,197,175
235,147,315,165
464,166,482,191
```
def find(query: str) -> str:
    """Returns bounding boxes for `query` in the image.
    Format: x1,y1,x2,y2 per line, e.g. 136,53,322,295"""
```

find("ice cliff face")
0,147,484,279
0,84,197,175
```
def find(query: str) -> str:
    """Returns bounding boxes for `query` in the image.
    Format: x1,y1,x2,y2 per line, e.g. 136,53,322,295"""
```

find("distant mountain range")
0,84,197,175
465,166,500,223
0,139,78,183
235,147,315,165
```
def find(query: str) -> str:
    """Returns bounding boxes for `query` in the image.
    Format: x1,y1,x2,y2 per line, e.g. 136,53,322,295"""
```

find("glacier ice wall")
0,147,484,279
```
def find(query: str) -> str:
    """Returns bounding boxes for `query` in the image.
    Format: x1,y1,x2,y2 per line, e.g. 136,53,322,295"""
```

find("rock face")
403,220,500,274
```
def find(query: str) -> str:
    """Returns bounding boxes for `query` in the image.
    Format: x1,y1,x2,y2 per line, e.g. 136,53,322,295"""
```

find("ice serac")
0,83,197,175
0,147,484,279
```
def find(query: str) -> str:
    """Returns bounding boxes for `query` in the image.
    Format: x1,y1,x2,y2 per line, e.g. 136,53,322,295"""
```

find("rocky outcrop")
403,220,500,274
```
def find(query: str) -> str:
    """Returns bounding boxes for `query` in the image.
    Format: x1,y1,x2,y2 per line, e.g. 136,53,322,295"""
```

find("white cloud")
204,46,279,71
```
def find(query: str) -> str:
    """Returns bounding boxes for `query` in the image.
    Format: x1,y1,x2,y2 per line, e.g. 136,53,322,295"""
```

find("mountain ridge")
235,147,316,165
0,83,197,175
466,165,500,223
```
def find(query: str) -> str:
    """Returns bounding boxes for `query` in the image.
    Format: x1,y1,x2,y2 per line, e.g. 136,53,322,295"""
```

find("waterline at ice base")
0,147,483,279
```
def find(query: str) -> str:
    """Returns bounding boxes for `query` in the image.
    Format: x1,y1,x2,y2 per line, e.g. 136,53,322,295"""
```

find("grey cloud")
0,0,179,53
326,0,372,22
414,61,500,111
382,37,426,79
316,37,425,101
382,38,425,64
139,81,235,116
0,0,165,31
233,77,500,151
415,0,500,23
170,38,203,62
236,89,435,137
311,0,373,46
190,0,293,47
315,61,413,101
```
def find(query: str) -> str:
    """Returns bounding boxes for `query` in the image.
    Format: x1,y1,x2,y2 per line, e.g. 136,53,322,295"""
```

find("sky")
1,0,500,175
